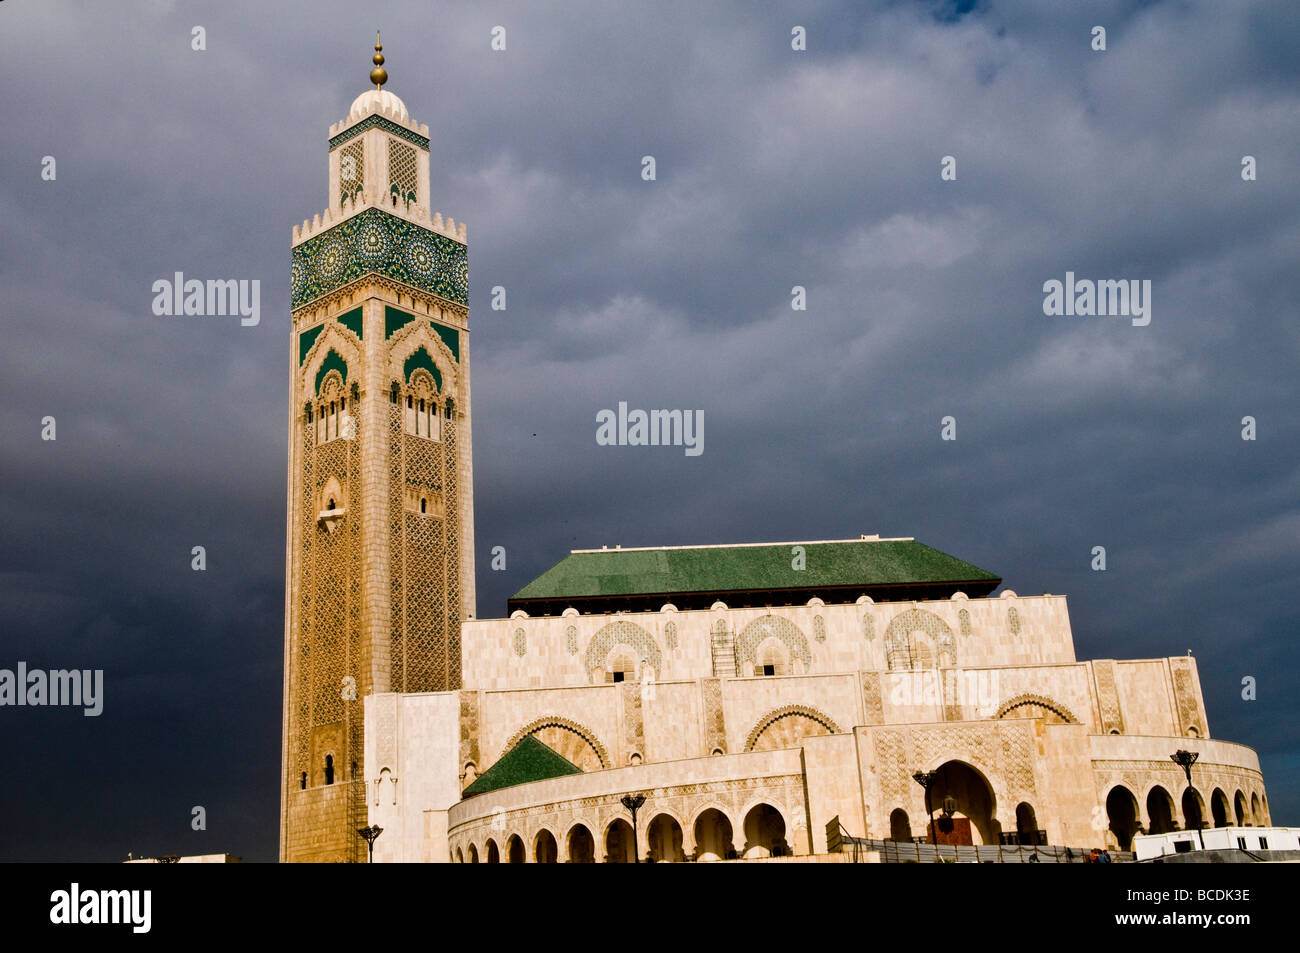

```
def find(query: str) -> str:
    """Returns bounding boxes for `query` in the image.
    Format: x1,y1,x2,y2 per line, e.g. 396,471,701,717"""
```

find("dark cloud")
0,0,1295,861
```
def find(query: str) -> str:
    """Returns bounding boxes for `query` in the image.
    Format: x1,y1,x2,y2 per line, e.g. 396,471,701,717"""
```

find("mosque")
278,43,1270,863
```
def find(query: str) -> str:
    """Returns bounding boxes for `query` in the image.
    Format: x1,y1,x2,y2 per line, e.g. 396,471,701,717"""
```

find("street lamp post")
620,793,647,863
911,771,939,854
1170,750,1203,851
357,824,383,863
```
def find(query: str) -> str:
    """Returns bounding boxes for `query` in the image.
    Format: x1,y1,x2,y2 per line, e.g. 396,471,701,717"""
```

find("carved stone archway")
745,705,842,752
504,715,610,771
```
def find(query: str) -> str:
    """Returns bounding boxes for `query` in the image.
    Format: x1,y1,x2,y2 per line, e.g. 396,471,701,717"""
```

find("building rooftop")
508,536,1000,615
461,735,584,798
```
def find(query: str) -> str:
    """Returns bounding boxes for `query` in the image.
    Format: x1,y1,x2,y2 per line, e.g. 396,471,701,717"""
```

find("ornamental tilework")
1094,660,1124,735
583,621,663,677
329,113,431,150
883,608,956,670
292,206,467,311
735,615,811,666
1171,659,1201,734
861,672,885,725
621,681,644,761
702,678,726,754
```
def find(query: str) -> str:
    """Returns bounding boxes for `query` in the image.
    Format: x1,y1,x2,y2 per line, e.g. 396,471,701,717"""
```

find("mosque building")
279,44,1269,863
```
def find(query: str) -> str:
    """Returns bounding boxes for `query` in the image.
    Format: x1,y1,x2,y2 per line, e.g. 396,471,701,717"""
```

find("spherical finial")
370,30,388,89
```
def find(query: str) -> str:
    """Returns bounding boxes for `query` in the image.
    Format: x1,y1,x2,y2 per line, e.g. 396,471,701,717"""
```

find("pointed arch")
583,621,662,680
300,322,362,403
386,313,460,400
744,705,842,752
503,715,609,771
883,608,956,671
995,693,1079,725
735,615,810,670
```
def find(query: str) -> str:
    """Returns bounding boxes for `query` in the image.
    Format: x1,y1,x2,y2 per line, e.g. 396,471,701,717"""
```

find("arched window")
306,404,313,423
327,497,336,510
407,395,413,409
300,772,306,790
606,647,637,683
420,497,427,514
444,399,455,419
340,396,345,411
324,754,334,786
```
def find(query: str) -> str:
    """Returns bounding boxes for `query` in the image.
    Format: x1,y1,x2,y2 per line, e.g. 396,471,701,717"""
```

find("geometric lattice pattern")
583,621,662,678
735,615,811,667
339,140,364,206
292,206,468,310
388,138,417,209
883,608,956,671
392,410,462,693
329,112,430,151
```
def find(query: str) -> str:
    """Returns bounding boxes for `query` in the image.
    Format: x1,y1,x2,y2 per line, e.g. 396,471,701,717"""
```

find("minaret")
279,37,475,862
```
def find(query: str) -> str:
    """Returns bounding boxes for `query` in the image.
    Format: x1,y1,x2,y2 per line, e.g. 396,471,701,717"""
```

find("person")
1028,852,1039,862
1099,850,1112,864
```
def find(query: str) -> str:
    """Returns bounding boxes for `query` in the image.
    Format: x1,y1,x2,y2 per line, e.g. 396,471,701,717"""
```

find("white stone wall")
463,591,1079,691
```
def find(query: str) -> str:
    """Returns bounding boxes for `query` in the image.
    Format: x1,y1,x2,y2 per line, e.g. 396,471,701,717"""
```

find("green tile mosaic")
328,113,430,151
292,206,467,310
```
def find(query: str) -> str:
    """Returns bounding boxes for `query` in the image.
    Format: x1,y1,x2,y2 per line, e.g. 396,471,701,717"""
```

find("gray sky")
0,0,1296,861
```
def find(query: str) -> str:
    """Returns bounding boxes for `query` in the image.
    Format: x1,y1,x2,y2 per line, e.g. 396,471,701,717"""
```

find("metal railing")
826,819,1134,863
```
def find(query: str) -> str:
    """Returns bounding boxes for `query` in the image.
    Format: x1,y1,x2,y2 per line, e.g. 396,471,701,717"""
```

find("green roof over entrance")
461,735,583,798
508,537,1000,614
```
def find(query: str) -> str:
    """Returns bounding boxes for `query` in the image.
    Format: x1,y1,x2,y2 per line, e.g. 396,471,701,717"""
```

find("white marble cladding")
462,592,1078,691
1089,733,1261,773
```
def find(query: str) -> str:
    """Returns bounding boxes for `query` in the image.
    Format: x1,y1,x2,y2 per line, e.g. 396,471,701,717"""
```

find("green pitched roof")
511,538,998,603
461,735,583,798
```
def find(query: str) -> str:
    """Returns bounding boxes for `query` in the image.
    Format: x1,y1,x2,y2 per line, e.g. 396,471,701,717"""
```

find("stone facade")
283,69,1270,865
362,588,1268,862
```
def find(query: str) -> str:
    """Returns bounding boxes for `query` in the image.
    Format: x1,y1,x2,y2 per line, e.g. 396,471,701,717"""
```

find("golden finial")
370,30,388,90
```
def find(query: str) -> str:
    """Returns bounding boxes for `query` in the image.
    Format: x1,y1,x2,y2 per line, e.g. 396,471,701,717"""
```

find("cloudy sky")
0,0,1296,862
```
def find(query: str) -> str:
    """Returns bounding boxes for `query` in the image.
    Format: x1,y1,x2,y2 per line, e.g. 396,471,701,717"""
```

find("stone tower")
279,40,475,862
